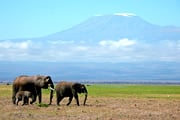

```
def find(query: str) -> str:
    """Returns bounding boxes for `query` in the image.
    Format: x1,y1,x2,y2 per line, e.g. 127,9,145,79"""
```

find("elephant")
55,81,88,106
12,75,54,105
15,90,32,106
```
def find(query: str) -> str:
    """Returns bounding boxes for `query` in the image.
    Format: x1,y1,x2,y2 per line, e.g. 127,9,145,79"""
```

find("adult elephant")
12,75,54,105
55,81,88,106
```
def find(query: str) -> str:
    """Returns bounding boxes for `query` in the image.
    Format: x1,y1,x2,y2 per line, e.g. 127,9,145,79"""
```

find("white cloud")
75,46,89,51
94,14,103,16
99,38,136,49
0,40,31,49
0,41,13,49
0,40,35,61
18,41,31,49
0,39,180,62
48,40,74,45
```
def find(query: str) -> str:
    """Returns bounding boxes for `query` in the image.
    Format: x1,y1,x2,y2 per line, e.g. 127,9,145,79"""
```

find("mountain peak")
113,13,137,17
94,13,137,17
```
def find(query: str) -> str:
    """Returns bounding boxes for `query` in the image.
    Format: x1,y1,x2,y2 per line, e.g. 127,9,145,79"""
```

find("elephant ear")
35,76,48,88
81,84,88,93
35,76,44,87
72,83,83,93
80,85,85,90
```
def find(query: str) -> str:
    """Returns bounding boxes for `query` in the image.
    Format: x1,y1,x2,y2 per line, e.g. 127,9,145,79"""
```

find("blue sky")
0,0,180,40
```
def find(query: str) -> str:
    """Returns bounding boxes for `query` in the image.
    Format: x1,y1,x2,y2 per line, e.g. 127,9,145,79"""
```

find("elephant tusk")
49,87,55,91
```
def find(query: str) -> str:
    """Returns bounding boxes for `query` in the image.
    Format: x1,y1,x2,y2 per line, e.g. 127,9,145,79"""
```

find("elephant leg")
67,96,73,106
74,94,79,106
27,97,29,105
38,93,42,104
36,88,42,104
16,96,22,106
57,96,63,106
22,96,29,106
22,97,25,106
30,94,37,104
12,91,17,104
16,98,19,106
12,85,17,104
22,103,25,106
12,96,16,104
17,101,19,106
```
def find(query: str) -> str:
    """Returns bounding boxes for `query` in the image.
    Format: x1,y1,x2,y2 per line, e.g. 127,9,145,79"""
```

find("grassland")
88,84,180,98
0,84,180,120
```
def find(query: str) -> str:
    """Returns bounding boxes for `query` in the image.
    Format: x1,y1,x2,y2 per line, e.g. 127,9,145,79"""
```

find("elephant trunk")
47,76,54,105
49,84,54,105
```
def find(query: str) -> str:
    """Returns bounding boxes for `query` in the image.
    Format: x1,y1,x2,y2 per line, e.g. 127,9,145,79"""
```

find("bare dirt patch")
0,96,179,120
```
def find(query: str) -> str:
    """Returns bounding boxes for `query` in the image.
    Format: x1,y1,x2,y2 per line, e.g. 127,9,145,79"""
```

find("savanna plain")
0,84,179,120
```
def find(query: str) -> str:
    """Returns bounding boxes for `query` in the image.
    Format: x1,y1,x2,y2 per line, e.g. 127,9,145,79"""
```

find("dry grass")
0,85,179,120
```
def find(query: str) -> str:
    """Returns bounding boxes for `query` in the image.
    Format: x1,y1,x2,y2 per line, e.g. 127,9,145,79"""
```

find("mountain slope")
43,14,180,42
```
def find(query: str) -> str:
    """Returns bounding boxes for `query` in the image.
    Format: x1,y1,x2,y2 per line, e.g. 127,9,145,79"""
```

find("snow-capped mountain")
1,13,180,62
0,13,180,82
42,13,180,43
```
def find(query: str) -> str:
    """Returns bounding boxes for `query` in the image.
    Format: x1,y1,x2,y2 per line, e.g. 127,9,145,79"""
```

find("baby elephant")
15,91,32,106
55,81,88,106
